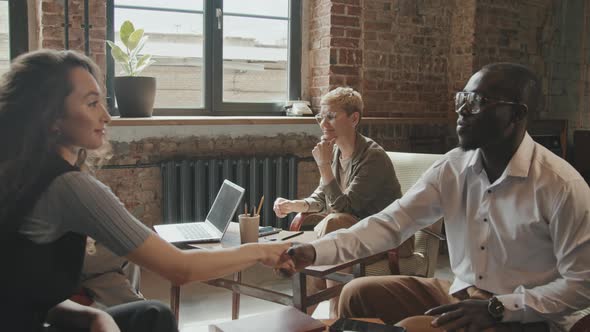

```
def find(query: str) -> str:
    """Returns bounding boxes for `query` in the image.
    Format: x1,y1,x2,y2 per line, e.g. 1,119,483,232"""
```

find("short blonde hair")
320,87,363,121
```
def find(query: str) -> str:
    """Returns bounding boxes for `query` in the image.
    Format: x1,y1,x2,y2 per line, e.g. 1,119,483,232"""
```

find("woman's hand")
273,198,308,218
275,243,316,277
90,311,120,332
253,242,293,267
312,138,335,167
273,197,291,218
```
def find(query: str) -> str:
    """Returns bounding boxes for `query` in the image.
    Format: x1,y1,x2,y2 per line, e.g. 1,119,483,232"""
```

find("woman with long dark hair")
0,49,292,332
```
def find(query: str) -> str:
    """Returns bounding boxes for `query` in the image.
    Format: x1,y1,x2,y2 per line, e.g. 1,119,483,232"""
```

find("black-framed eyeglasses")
455,91,528,115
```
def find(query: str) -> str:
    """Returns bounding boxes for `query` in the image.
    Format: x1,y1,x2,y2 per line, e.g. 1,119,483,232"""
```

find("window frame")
106,0,301,116
6,0,28,59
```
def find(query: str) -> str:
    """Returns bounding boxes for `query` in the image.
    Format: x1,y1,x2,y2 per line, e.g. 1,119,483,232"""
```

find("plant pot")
114,76,156,117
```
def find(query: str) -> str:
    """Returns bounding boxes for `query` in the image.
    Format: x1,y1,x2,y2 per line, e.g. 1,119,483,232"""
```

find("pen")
280,231,304,241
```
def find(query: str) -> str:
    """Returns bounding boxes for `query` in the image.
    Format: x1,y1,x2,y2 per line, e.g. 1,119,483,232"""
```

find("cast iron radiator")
161,156,298,229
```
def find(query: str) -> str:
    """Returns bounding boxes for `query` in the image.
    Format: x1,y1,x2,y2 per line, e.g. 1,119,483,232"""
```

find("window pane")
114,1,204,108
224,0,288,18
223,14,288,103
0,1,9,77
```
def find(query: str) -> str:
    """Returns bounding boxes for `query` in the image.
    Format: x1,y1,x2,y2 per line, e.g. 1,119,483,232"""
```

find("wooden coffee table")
170,223,388,321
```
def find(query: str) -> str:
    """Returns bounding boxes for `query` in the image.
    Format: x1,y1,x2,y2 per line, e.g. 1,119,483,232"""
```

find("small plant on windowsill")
107,20,156,117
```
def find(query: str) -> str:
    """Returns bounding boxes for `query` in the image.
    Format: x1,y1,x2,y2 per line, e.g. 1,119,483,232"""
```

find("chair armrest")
289,213,325,231
570,313,590,332
421,228,445,241
70,288,94,306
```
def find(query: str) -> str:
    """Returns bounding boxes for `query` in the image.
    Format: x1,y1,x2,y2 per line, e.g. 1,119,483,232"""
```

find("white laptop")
154,180,245,244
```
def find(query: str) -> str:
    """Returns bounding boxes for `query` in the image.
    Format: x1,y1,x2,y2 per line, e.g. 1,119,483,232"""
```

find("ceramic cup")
238,214,259,244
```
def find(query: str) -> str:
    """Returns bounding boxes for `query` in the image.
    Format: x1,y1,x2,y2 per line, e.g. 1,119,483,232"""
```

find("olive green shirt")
304,132,402,219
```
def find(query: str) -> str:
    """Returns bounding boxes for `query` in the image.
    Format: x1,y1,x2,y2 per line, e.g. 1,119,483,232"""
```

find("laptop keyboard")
178,224,215,240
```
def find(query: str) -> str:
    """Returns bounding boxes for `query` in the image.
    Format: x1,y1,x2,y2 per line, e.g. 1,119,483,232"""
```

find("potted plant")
107,20,156,117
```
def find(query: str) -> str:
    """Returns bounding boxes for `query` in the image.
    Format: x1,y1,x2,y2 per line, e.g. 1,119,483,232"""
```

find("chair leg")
231,272,241,320
170,285,180,322
292,271,308,312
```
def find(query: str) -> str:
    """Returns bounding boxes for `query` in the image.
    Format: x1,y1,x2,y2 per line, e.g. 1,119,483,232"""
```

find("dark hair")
480,62,542,114
0,49,103,224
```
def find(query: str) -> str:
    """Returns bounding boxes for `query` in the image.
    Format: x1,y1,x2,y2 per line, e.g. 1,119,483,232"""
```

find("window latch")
216,8,223,30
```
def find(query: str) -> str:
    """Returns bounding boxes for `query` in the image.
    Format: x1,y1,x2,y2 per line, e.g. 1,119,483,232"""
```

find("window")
0,1,8,76
0,0,28,77
108,0,301,115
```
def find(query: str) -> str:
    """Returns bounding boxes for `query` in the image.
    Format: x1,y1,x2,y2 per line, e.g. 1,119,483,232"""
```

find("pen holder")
238,214,259,244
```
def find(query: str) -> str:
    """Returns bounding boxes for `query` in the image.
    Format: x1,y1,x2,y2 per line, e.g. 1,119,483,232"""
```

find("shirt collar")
467,132,535,179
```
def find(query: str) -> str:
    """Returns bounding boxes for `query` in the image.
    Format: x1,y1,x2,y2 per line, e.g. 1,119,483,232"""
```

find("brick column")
39,0,107,72
309,0,362,111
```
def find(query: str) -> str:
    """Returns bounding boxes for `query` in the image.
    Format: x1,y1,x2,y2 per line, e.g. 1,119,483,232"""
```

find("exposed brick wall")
309,0,333,110
448,0,476,118
329,0,362,93
470,0,590,141
39,0,107,71
95,167,161,228
95,133,319,227
35,0,590,227
539,0,590,136
361,0,452,118
94,122,450,227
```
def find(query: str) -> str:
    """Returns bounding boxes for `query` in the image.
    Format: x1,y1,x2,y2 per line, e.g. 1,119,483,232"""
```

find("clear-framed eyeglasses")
314,111,339,125
455,91,528,115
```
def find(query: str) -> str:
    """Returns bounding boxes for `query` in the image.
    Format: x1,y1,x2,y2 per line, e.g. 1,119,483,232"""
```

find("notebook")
329,318,406,332
154,180,245,244
209,306,325,332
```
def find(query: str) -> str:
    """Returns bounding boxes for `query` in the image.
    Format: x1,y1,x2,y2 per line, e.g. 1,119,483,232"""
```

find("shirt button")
480,246,485,250
483,218,488,222
487,190,492,194
479,275,483,280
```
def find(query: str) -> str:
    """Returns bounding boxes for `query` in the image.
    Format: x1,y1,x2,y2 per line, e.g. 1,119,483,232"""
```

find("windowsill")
109,116,449,126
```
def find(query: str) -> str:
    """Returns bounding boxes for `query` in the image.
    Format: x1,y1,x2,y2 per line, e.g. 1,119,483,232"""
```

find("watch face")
488,297,504,319
491,303,503,313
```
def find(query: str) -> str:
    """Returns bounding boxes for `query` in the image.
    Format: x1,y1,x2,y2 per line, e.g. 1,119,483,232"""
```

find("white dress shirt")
312,133,590,331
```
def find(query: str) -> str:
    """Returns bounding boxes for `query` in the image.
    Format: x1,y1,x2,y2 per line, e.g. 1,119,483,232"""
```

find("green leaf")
119,20,135,47
126,28,144,52
135,60,156,76
136,54,152,69
107,42,129,64
122,63,133,76
130,36,148,59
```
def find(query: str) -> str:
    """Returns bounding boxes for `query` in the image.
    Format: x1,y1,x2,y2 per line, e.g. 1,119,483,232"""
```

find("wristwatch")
488,296,505,321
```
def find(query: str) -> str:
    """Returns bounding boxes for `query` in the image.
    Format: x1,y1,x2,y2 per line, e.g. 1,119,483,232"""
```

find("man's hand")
312,138,335,167
275,243,316,277
425,299,496,332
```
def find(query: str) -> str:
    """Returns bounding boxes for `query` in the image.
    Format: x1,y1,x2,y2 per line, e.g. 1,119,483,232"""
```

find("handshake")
266,243,317,277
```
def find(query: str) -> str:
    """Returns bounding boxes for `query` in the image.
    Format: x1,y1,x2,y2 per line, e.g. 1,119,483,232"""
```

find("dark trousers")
46,300,177,332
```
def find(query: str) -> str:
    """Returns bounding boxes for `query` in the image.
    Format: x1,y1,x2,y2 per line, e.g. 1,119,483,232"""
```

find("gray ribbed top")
19,171,152,256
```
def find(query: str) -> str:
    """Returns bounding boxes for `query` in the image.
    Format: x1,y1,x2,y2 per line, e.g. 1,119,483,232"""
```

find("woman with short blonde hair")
274,86,403,317
320,86,364,122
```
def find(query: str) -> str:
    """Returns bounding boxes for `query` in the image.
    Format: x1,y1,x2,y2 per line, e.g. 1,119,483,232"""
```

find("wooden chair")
289,151,445,278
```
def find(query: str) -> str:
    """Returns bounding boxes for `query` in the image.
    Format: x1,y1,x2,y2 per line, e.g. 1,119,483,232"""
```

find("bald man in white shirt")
279,63,590,332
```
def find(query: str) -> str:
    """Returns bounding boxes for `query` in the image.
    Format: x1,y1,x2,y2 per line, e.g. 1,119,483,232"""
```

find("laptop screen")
206,181,244,232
